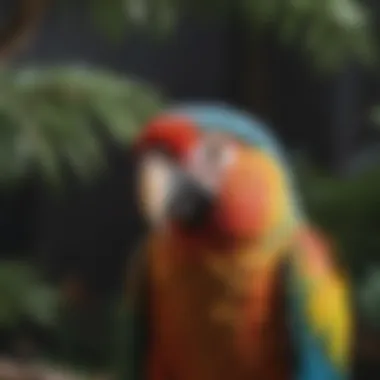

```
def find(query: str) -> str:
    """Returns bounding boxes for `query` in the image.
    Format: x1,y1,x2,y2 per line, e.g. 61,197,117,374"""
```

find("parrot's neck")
166,212,300,259
167,224,256,255
148,222,296,380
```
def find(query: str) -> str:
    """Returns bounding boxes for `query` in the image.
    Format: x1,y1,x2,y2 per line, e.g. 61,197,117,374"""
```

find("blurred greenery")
359,267,380,331
0,0,377,184
0,65,162,185
57,299,117,370
295,159,380,329
85,0,377,71
370,106,380,129
0,260,58,329
0,0,378,371
297,160,380,275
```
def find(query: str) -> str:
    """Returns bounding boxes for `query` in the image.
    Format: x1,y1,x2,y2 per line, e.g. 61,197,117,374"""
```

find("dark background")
2,0,377,290
0,0,379,377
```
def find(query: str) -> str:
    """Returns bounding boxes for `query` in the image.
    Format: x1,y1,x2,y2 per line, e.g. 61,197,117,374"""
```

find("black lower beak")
168,171,214,229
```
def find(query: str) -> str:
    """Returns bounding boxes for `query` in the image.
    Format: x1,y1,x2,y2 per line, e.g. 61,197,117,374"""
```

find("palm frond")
0,65,163,184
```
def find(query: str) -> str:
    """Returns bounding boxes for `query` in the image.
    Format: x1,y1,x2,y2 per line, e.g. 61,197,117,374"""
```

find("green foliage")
294,160,380,327
89,0,178,39
274,0,375,70
84,0,377,71
57,301,117,370
359,267,380,330
0,66,162,184
298,163,380,275
0,260,59,329
370,105,380,128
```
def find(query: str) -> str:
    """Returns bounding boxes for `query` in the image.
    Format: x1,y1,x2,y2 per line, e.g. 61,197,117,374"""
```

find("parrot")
118,103,352,380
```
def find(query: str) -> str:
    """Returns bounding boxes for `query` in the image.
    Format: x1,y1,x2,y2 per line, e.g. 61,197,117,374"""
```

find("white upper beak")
138,152,176,226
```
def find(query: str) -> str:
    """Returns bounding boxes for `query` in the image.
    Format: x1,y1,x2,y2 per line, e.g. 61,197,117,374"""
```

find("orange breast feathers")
213,148,289,240
147,232,292,380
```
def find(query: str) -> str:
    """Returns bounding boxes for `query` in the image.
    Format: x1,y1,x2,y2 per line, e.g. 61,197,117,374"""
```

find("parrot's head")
135,104,296,248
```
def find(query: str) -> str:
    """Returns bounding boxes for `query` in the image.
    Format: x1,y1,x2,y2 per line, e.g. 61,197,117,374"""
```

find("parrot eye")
191,134,236,170
186,133,236,191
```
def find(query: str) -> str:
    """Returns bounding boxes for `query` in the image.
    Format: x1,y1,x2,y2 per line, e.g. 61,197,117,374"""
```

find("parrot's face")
136,114,288,245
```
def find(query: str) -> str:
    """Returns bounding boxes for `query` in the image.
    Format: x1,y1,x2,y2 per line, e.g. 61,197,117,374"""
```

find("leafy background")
0,0,379,378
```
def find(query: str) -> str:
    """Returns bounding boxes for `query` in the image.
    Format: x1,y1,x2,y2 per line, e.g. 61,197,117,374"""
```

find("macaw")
117,103,352,380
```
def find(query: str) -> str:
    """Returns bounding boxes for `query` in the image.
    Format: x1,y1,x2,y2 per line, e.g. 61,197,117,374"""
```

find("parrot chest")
149,235,292,380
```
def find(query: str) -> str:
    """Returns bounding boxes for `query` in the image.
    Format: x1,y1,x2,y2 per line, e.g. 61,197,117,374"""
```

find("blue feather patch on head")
167,102,303,219
169,102,282,158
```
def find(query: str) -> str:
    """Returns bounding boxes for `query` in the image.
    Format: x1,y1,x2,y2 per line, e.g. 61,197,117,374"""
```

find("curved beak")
138,152,214,229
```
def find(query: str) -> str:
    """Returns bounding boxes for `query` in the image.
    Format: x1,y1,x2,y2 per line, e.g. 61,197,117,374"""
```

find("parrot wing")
286,228,351,380
114,240,151,380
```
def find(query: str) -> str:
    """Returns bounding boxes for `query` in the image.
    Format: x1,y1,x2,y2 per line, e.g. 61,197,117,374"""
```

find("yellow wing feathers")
297,228,351,370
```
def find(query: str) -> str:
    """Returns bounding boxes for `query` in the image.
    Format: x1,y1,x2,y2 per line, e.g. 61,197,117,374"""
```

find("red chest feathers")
148,236,293,380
